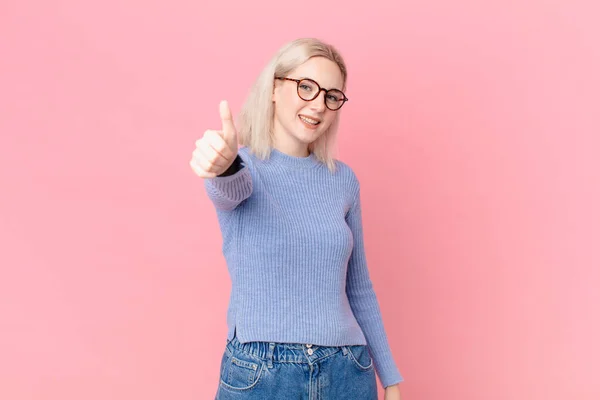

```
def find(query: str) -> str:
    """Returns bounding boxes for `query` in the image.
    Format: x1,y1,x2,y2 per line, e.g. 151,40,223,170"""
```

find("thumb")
219,100,237,143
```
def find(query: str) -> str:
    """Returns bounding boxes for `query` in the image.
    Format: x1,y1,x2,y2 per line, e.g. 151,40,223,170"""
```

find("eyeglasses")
275,77,348,111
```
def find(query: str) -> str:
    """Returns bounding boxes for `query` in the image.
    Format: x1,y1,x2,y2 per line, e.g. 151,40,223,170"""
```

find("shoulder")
238,146,250,159
332,158,361,198
237,146,254,167
333,159,358,182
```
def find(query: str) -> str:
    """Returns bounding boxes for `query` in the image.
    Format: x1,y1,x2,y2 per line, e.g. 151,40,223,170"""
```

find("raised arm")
190,100,252,211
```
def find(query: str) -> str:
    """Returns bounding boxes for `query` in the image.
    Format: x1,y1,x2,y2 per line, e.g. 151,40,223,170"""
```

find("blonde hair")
236,38,348,173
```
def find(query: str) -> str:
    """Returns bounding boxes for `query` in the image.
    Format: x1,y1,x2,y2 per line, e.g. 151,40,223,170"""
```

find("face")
272,56,345,155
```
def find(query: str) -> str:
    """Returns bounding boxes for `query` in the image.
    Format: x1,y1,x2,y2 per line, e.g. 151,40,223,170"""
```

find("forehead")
289,56,344,90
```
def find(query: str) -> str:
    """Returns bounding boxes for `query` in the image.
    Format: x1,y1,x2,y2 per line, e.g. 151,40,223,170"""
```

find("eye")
299,84,312,91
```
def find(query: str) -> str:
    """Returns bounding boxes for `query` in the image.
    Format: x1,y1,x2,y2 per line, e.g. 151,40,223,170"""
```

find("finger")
191,149,213,172
219,100,237,142
190,149,224,176
204,130,234,160
195,140,228,170
189,159,217,178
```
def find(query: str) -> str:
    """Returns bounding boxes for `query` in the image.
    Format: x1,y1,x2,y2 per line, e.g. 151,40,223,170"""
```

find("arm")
204,154,253,211
385,383,403,400
345,181,404,389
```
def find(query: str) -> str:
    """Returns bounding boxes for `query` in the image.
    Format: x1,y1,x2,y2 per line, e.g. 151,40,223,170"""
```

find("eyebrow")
298,76,343,92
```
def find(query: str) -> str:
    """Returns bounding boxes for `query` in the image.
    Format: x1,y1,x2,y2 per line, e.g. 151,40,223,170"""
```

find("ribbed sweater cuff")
379,366,404,388
205,166,252,209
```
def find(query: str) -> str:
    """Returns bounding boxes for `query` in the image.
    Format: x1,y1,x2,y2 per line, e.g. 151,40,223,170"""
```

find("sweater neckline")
267,147,319,169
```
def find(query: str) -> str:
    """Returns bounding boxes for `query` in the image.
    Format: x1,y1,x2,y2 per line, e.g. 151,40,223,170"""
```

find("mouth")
298,114,321,128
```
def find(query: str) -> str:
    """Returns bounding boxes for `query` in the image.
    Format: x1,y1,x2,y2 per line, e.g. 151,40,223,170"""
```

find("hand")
384,384,402,400
190,100,239,178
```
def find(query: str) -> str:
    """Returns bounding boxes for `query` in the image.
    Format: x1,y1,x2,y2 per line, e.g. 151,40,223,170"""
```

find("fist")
190,100,239,178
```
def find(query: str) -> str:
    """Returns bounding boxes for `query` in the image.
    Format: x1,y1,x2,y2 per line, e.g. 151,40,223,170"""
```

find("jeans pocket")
219,347,264,391
346,345,374,371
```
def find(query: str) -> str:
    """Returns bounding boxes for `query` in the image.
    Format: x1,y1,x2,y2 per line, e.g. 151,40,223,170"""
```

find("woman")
190,38,404,399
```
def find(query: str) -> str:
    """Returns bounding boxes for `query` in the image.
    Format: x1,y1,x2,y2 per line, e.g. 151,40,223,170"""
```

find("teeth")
300,116,319,125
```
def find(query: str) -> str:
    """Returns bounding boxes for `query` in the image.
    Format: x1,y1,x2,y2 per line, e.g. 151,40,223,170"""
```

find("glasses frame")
274,77,348,111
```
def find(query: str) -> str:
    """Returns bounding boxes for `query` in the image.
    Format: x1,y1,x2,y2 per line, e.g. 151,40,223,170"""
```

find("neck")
277,147,309,157
272,122,310,157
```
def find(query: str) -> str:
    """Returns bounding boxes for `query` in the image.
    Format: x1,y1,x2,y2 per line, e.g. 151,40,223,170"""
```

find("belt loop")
267,342,275,368
341,346,348,356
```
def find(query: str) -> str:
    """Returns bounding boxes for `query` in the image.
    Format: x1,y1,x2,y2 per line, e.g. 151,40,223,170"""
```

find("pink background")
1,1,599,399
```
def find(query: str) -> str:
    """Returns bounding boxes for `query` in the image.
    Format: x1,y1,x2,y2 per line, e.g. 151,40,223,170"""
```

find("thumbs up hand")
190,100,240,178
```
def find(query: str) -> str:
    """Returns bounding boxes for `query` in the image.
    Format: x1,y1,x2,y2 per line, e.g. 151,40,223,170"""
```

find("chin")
288,124,325,145
298,134,322,145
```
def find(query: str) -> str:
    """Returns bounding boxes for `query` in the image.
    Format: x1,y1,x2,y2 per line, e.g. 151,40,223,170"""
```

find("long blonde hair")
236,38,348,173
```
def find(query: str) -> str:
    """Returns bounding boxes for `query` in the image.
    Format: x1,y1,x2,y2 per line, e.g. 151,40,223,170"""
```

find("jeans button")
307,348,314,355
306,344,312,348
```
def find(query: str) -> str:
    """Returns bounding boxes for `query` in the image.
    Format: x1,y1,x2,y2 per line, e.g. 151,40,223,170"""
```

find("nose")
309,90,327,112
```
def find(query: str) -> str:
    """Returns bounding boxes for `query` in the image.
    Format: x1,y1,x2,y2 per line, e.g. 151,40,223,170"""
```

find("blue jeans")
215,333,378,399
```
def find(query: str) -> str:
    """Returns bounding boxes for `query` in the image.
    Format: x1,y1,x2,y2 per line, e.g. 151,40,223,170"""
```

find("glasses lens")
297,79,319,101
325,90,346,110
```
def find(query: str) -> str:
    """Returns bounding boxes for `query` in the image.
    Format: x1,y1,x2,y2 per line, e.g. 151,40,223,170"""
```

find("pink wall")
1,1,598,399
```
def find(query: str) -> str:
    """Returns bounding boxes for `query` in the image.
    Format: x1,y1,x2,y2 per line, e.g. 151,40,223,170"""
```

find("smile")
299,115,321,125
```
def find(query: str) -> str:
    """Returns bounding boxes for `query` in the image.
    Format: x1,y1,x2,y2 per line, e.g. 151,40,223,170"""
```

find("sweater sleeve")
345,181,404,388
203,154,253,211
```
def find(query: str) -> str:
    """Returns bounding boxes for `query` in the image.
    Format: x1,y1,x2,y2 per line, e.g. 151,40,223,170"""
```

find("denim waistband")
226,333,353,367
